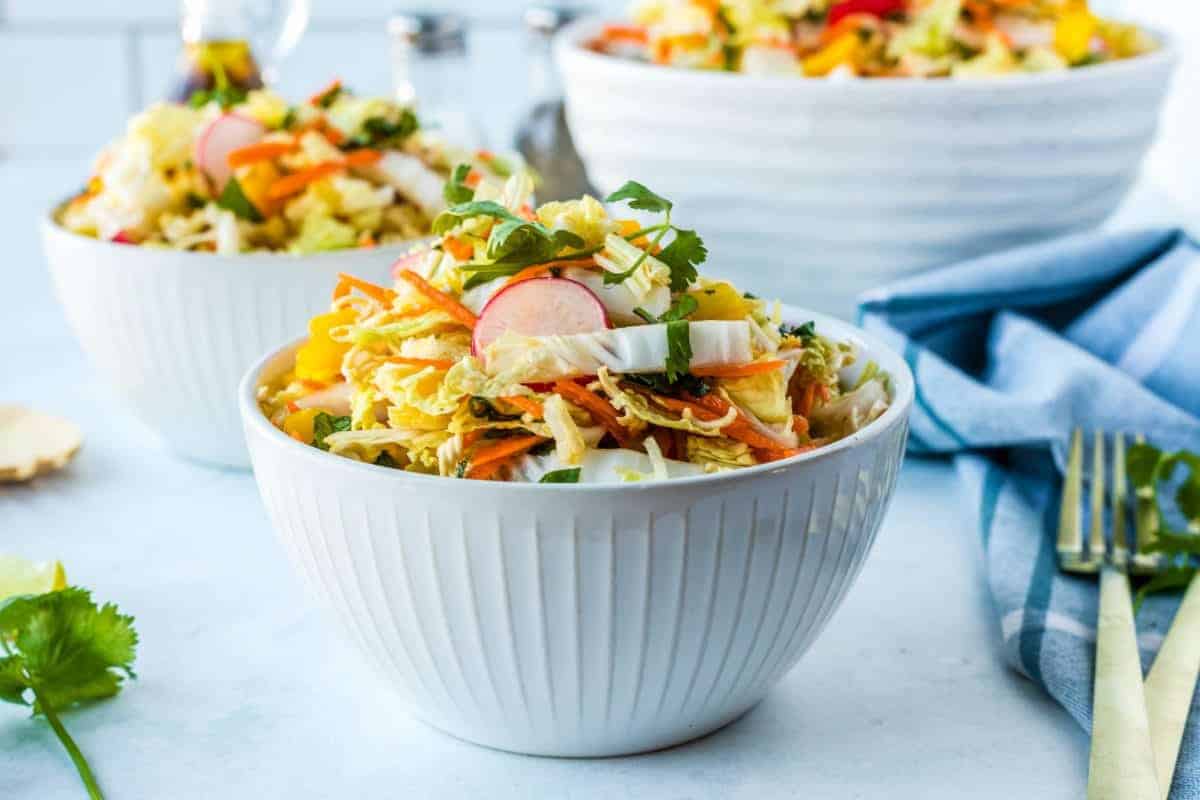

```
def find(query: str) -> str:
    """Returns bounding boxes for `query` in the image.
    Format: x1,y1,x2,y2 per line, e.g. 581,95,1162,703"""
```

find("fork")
1058,429,1160,799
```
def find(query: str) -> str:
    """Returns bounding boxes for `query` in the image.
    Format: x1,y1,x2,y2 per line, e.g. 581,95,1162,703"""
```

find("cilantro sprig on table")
603,181,706,292
1126,442,1200,605
1,588,138,800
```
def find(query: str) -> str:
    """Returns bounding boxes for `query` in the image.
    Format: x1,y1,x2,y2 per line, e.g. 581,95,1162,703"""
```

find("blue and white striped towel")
858,228,1200,798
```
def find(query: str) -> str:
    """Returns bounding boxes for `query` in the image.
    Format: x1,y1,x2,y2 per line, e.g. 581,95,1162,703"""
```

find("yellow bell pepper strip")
293,308,357,383
1055,0,1097,64
686,282,754,321
282,407,323,443
803,32,860,76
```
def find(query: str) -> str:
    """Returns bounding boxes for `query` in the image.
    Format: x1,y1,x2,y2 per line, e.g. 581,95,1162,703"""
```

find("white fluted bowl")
557,20,1177,318
42,218,413,468
240,309,912,756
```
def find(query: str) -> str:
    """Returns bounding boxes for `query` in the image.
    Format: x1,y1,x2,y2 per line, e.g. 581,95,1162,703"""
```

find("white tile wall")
0,2,622,160
0,32,135,158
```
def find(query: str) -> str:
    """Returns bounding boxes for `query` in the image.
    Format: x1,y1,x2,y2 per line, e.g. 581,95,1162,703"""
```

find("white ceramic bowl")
239,308,913,756
557,21,1177,318
42,218,414,468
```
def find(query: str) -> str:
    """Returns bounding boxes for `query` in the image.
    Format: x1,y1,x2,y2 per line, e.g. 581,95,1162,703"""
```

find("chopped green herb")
780,321,817,340
216,176,264,223
625,372,712,398
187,84,247,110
443,163,475,205
539,468,582,484
313,83,343,109
344,111,419,150
469,397,522,422
1,587,137,800
312,412,352,451
280,106,298,130
664,319,692,382
603,181,704,291
184,192,207,210
374,451,400,468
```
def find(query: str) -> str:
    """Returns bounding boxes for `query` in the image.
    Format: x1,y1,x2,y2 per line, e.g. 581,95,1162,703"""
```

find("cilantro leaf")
624,372,712,398
659,294,698,322
605,180,673,214
345,111,419,150
0,587,137,799
312,412,352,451
656,228,706,292
432,201,522,234
188,84,248,110
664,320,692,382
539,468,582,484
443,163,475,205
780,321,817,340
216,176,264,222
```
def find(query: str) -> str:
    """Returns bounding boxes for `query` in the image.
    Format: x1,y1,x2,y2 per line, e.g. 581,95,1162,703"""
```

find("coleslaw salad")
258,175,894,484
589,0,1157,79
56,79,514,255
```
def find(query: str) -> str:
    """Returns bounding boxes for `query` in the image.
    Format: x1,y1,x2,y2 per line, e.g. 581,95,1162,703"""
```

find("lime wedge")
0,555,67,601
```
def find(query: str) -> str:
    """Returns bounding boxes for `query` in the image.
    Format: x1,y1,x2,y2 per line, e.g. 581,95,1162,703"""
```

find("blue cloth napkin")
858,228,1200,798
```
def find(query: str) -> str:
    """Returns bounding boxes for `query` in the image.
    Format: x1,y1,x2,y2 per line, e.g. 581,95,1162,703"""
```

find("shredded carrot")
465,435,547,478
299,379,328,391
504,257,599,286
792,415,810,437
753,446,804,463
333,273,397,304
691,394,785,451
500,395,545,419
464,170,482,188
797,382,818,418
462,430,484,448
286,401,301,414
358,233,377,248
443,236,475,262
385,356,455,370
553,381,632,447
267,162,344,199
320,124,345,146
601,23,649,44
467,460,505,480
690,359,787,379
476,149,496,161
342,148,381,166
228,140,297,168
395,270,478,329
517,204,537,222
308,79,342,106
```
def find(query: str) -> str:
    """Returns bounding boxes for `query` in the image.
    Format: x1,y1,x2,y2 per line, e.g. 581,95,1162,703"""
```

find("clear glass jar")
389,11,483,148
514,3,596,202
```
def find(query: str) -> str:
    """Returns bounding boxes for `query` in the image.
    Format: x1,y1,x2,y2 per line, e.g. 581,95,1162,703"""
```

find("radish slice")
110,230,138,245
472,278,609,356
194,113,265,190
390,250,428,280
294,381,353,417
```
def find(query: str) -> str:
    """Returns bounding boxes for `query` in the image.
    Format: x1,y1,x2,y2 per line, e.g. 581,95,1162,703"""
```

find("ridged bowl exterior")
41,220,406,467
240,310,913,756
557,21,1177,318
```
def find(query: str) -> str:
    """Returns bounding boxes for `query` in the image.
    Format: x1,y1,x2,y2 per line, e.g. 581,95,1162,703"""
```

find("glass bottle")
389,11,483,149
172,0,310,102
514,3,596,202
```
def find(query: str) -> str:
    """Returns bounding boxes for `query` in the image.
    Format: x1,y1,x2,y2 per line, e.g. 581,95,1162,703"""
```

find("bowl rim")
40,206,430,264
555,15,1177,93
239,305,914,492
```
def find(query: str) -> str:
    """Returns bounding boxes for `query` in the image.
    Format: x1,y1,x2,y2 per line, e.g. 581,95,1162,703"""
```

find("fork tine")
1089,430,1107,563
1112,432,1128,569
1133,433,1164,574
1058,428,1085,569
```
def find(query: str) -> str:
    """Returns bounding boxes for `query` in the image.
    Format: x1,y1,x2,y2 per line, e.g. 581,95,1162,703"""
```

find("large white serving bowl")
239,308,913,756
42,217,413,468
557,20,1177,318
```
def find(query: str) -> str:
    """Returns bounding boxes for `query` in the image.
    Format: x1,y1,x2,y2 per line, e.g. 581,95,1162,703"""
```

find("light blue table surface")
0,161,1183,799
